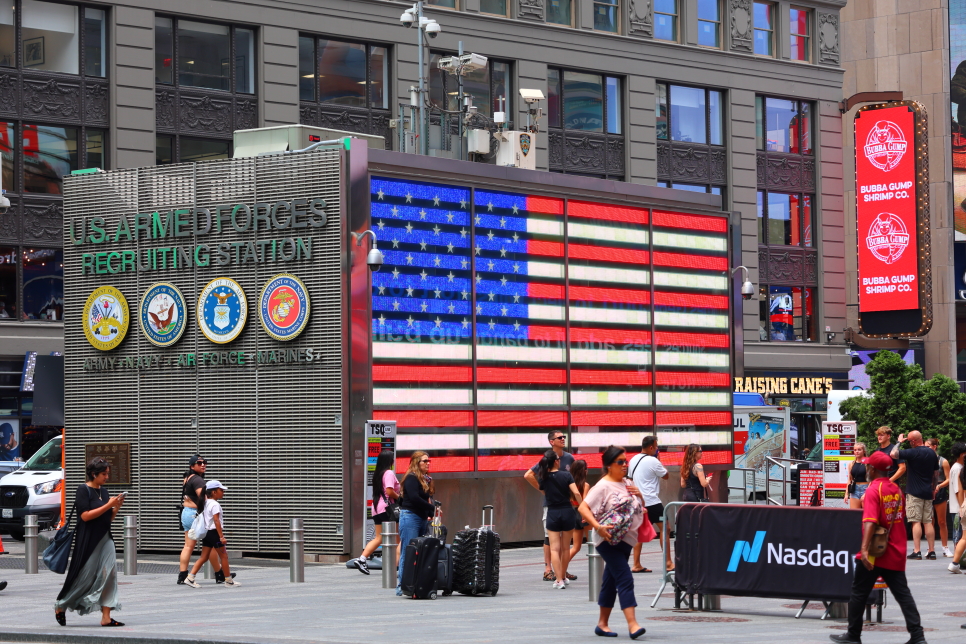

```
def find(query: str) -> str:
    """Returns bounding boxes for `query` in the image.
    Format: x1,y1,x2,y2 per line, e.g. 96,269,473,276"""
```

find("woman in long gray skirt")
55,457,126,627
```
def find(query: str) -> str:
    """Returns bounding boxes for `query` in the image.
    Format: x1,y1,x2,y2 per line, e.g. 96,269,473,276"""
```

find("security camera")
519,88,545,105
741,280,755,300
425,20,441,38
0,192,9,216
367,247,385,270
400,9,415,25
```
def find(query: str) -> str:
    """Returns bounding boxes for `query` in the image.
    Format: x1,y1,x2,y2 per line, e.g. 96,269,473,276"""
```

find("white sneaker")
224,578,241,587
563,577,570,586
948,563,962,573
552,580,565,589
184,574,201,588
944,547,954,558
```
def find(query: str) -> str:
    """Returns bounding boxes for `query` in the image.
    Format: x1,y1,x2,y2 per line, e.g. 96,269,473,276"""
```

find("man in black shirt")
892,431,940,559
875,426,906,482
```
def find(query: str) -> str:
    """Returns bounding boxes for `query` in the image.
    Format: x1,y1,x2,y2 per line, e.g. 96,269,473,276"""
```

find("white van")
0,435,62,540
826,389,871,423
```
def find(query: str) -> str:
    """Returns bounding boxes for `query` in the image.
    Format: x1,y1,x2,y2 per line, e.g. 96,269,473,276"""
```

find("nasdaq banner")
854,102,931,337
675,504,861,601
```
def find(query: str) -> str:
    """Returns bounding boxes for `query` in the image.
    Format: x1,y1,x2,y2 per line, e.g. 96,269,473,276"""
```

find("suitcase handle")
483,504,494,529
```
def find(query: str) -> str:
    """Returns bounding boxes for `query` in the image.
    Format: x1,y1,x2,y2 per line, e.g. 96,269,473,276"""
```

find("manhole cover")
782,604,823,610
829,625,934,632
649,616,750,623
946,612,966,617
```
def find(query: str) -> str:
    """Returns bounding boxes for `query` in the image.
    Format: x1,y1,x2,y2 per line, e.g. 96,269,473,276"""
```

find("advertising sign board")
798,462,824,507
732,406,789,496
853,102,931,337
364,420,396,547
822,421,857,508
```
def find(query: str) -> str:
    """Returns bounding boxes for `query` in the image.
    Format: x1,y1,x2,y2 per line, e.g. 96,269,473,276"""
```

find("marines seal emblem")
259,273,310,341
198,277,247,344
866,212,910,264
140,282,187,347
83,286,129,351
863,120,907,172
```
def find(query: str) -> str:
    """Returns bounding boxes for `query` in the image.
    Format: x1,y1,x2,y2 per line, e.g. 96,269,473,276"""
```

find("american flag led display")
371,177,732,472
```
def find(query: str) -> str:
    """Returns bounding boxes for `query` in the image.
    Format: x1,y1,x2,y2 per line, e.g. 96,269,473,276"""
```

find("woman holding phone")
55,457,126,627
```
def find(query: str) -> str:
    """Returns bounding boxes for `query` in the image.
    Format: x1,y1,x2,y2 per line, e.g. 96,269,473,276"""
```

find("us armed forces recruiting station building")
63,143,734,555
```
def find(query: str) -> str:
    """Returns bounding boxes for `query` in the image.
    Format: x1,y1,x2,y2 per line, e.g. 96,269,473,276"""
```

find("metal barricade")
587,541,603,602
650,501,687,608
381,521,397,589
123,515,137,575
24,515,38,574
726,467,759,504
765,456,810,506
290,518,305,583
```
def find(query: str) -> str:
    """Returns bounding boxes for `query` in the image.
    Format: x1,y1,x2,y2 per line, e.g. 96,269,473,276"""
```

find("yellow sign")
734,376,833,396
83,286,130,351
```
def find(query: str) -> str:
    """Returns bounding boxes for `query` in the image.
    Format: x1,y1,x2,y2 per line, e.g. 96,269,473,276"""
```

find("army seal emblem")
198,277,247,344
84,286,129,351
259,274,310,341
140,282,187,347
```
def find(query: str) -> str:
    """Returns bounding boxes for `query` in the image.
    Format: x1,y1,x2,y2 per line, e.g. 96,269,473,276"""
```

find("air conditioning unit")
495,131,536,170
467,129,491,155
232,124,385,158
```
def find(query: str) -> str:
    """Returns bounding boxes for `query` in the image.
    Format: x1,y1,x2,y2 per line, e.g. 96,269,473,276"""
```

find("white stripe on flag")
570,432,650,448
570,306,650,326
397,433,474,450
526,219,565,236
373,342,472,361
652,231,727,252
656,391,730,406
654,272,727,290
570,264,649,285
571,390,652,406
570,348,651,366
478,433,558,449
527,261,566,279
569,221,649,246
529,304,566,320
373,387,473,405
477,344,566,363
655,311,728,328
478,389,567,406
656,351,729,367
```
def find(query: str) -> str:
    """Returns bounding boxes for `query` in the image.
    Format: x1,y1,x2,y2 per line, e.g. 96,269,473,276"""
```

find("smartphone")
118,491,128,499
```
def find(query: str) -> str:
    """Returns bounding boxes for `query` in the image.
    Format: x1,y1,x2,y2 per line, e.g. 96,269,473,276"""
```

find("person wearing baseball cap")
185,480,239,587
831,450,926,644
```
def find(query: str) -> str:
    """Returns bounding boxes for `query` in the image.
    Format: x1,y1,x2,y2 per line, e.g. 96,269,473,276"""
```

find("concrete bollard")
381,521,397,589
24,515,38,574
290,518,305,583
587,541,603,602
123,515,137,575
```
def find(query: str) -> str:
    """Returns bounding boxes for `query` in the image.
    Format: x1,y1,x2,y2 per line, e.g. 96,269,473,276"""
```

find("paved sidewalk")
0,540,964,644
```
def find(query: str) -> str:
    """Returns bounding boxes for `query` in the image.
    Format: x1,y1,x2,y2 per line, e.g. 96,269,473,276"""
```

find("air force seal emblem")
140,282,187,347
198,278,247,344
84,286,129,351
259,274,310,341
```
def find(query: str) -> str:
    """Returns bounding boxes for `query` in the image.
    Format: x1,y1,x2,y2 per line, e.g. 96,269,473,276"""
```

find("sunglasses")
552,436,566,441
616,459,627,465
420,459,431,464
195,461,208,466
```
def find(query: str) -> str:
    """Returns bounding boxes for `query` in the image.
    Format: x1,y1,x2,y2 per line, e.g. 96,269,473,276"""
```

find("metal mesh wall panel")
63,151,346,554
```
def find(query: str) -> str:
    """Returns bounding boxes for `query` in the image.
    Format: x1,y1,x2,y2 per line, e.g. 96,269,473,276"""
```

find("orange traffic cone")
0,531,6,554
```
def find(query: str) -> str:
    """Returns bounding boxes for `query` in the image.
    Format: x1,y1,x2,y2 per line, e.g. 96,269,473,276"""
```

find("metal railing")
651,501,689,608
765,456,811,506
727,467,760,504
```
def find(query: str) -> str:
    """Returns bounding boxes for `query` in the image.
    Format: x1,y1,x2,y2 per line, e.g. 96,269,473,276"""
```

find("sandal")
55,611,66,626
566,573,577,580
631,567,652,573
102,619,125,627
543,570,556,581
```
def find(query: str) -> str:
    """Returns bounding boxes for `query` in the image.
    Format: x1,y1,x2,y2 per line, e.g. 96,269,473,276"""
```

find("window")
547,68,624,179
698,0,721,47
753,2,774,56
758,191,812,246
594,0,618,32
759,286,815,342
427,0,457,7
0,247,63,322
300,37,388,109
659,182,723,196
154,17,254,93
430,53,509,118
83,8,105,76
790,7,810,61
655,83,723,145
480,0,507,15
155,135,230,165
547,0,572,25
0,0,104,75
1,122,104,195
654,0,678,41
756,97,811,154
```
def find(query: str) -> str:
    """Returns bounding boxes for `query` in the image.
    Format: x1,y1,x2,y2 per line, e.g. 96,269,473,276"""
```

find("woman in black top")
680,444,711,502
55,457,125,627
396,451,434,596
847,442,868,509
538,450,582,589
178,455,207,585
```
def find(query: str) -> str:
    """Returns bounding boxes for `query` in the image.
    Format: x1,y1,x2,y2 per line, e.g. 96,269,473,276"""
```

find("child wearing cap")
184,481,240,588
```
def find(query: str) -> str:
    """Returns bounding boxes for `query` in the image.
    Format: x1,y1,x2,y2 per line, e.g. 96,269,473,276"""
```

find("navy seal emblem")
140,282,187,347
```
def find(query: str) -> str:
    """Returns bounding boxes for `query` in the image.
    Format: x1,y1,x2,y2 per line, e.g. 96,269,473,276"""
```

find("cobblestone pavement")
0,537,963,644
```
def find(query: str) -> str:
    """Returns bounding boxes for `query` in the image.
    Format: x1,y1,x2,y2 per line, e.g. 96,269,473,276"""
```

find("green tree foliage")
839,350,966,457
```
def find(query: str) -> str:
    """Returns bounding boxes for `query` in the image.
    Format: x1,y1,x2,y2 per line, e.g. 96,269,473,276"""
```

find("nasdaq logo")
726,531,766,572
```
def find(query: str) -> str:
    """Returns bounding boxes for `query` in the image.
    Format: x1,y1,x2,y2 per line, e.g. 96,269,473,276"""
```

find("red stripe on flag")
478,411,568,426
477,367,567,384
569,285,651,305
373,365,472,382
527,239,565,257
396,456,473,473
527,326,566,341
653,252,728,271
655,331,730,348
528,283,566,299
656,411,732,426
655,371,732,387
526,196,564,215
653,292,728,309
653,210,728,232
569,244,650,265
374,410,474,427
570,201,649,225
653,449,732,467
571,411,653,425
571,370,652,385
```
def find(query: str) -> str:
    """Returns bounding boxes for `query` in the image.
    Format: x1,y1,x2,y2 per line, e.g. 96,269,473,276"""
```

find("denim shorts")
181,507,198,532
852,483,868,500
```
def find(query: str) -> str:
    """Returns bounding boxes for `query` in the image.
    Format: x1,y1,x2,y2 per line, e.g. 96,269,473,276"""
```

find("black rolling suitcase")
452,504,500,596
437,544,454,596
400,536,442,600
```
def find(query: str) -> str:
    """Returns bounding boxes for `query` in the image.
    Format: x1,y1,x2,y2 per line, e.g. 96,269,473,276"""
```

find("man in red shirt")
831,451,926,644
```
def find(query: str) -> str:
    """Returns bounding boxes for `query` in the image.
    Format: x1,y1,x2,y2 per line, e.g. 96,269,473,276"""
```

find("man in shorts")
891,431,939,559
524,430,574,582
629,436,670,573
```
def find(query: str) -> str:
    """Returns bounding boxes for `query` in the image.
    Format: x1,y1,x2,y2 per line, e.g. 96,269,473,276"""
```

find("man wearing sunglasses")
524,431,575,582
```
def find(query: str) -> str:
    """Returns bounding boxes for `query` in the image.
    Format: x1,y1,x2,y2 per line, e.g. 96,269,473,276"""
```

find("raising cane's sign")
855,106,918,312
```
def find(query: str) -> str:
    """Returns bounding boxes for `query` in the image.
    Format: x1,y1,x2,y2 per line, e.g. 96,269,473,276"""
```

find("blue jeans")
396,509,430,595
597,540,637,610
